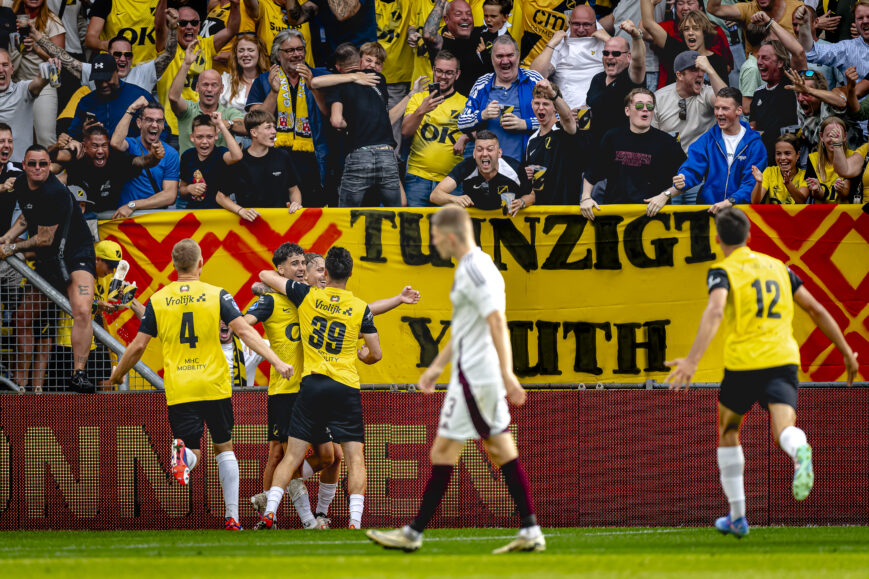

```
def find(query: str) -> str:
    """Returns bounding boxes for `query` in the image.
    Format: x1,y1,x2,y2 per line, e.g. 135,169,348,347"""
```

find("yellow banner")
98,206,869,385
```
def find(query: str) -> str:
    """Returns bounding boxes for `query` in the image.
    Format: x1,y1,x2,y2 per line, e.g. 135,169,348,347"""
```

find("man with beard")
169,43,245,154
110,97,180,219
422,0,482,96
798,0,869,78
51,126,160,214
749,40,799,164
0,49,51,163
68,55,158,141
708,0,803,56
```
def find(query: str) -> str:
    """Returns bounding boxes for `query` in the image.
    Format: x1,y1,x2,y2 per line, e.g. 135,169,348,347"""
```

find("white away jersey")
449,247,506,387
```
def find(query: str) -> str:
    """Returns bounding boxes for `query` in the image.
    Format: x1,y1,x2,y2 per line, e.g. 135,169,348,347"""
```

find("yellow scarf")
275,68,314,152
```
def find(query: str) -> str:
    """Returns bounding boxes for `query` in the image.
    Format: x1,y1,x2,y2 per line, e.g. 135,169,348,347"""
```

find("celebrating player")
110,239,294,531
366,206,545,554
665,208,859,538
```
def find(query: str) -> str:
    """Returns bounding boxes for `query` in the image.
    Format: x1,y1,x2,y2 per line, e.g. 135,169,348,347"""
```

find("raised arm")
783,68,848,109
155,0,167,53
309,71,379,90
169,42,201,116
285,0,319,24
794,285,859,385
389,76,425,125
754,12,807,70
110,97,148,152
33,28,82,80
368,286,421,315
154,9,179,80
622,20,646,84
793,5,815,53
213,0,241,52
213,111,243,164
259,270,290,294
707,0,743,21
640,0,669,48
422,0,448,53
529,29,566,78
326,0,361,21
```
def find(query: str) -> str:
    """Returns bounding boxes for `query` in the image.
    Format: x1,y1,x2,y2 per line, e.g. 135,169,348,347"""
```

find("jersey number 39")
309,315,346,354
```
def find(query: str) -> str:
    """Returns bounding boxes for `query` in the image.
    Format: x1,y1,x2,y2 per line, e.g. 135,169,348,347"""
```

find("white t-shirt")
449,247,506,389
722,126,746,168
47,0,82,54
220,72,252,111
81,60,158,92
222,339,265,387
653,83,716,153
0,81,35,163
551,36,606,109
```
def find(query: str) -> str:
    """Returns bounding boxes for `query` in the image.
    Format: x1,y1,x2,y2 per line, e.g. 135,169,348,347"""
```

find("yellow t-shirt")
257,0,315,68
377,0,415,83
520,0,569,66
405,90,467,182
409,0,436,84
709,247,801,371
735,0,803,55
807,148,853,204
142,280,241,405
204,0,257,73
99,0,159,65
760,166,805,204
246,292,303,395
155,36,217,135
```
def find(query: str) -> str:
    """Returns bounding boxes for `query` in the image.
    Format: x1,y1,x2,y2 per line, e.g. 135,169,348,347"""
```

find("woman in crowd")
751,134,808,204
220,33,270,111
805,117,861,204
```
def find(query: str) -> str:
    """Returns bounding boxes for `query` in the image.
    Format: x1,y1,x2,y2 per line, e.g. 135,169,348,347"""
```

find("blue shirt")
484,82,523,162
119,137,180,206
68,81,155,140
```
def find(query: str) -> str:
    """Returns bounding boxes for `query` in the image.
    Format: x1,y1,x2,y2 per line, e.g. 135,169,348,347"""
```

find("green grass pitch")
2,527,868,578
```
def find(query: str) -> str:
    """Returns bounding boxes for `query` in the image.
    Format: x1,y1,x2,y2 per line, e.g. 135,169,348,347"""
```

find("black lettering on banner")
541,215,592,270
623,214,678,269
351,210,397,263
508,320,562,377
674,210,717,264
592,215,623,270
401,317,451,367
562,322,612,376
614,320,670,374
491,217,539,272
398,212,453,267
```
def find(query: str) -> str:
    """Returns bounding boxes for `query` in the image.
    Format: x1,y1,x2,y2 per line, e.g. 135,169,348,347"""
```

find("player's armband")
786,267,804,294
707,268,729,293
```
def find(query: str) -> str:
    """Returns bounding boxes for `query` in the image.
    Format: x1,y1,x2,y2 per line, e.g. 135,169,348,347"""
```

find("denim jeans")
338,146,402,207
404,173,438,207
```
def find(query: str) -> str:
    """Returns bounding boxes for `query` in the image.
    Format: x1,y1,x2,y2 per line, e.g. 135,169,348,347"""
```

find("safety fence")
0,388,866,530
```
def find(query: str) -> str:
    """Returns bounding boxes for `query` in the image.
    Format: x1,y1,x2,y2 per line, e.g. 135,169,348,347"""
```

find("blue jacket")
678,120,767,204
69,81,155,140
457,68,543,148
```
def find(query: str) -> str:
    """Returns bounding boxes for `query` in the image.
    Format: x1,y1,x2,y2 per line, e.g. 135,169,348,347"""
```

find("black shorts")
267,393,297,442
719,364,799,415
36,244,96,293
288,374,363,444
167,398,234,450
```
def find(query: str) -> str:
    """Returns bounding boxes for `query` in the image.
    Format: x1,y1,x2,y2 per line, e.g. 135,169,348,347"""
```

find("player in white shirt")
367,206,544,554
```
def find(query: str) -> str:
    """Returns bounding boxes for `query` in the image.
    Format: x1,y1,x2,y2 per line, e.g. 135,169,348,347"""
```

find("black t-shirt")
326,69,394,152
447,156,529,210
750,83,799,164
13,173,93,258
0,162,22,231
180,147,230,210
658,36,730,91
469,26,498,77
233,147,300,208
64,151,137,214
586,69,645,146
438,35,484,97
525,124,587,205
587,126,686,204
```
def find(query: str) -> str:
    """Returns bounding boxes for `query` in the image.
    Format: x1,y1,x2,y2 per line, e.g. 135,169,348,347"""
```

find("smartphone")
85,112,97,124
428,82,440,95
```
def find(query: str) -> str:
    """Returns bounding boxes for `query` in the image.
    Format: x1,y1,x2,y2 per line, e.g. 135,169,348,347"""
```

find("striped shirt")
806,37,869,78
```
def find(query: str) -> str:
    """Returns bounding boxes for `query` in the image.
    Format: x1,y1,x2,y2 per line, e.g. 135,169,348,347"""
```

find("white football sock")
778,426,808,462
287,479,315,525
184,448,198,471
301,460,314,479
717,446,746,520
348,493,364,528
266,485,285,515
519,525,542,539
316,482,338,515
215,451,239,520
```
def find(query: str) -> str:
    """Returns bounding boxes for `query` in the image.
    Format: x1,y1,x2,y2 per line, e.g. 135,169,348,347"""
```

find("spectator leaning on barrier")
458,35,542,166
581,88,685,218
0,144,98,393
0,48,50,163
231,109,303,215
647,87,767,216
180,112,243,212
111,97,180,219
430,129,532,214
401,50,469,207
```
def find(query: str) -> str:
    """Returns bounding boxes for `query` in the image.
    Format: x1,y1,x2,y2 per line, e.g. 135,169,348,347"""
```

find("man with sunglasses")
0,145,98,393
581,88,683,218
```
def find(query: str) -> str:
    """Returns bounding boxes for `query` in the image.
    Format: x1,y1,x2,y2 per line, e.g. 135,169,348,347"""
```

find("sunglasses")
801,69,817,78
178,19,200,27
26,160,49,167
603,50,625,57
111,51,134,59
678,98,687,120
633,102,655,111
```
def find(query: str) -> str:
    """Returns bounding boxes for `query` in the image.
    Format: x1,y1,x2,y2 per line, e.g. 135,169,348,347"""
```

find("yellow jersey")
405,90,467,182
204,0,257,73
155,36,217,135
140,280,243,405
377,0,414,83
707,246,801,371
519,0,570,66
807,149,854,204
245,292,303,395
257,0,315,68
409,0,436,84
285,280,377,390
98,0,159,65
760,166,805,204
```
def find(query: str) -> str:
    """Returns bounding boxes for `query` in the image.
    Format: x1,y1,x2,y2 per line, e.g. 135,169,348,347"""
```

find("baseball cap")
94,240,123,262
90,53,117,82
69,185,94,205
673,50,700,73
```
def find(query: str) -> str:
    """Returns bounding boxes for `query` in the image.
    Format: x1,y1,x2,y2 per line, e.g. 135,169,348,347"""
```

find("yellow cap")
94,240,123,262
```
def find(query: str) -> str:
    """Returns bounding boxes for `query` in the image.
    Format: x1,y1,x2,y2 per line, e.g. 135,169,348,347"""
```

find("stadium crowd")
0,0,868,392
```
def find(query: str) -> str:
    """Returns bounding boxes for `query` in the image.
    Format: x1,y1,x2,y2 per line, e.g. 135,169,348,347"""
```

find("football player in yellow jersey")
256,247,381,530
110,239,293,531
665,208,859,538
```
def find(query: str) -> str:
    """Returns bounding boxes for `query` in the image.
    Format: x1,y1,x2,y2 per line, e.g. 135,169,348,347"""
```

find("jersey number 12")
750,279,781,319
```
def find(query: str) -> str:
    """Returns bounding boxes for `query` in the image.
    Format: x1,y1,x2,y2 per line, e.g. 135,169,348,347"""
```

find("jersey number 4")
309,316,346,354
180,312,200,348
750,279,782,319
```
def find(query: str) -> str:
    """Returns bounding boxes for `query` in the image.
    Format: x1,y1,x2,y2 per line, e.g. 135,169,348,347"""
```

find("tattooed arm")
326,0,361,21
33,28,82,80
285,0,319,25
154,9,179,80
422,0,447,53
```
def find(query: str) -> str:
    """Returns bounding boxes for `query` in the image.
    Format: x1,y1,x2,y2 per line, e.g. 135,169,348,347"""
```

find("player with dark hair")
665,207,859,538
110,239,293,531
367,206,543,554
